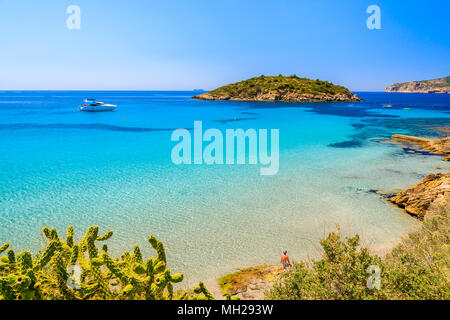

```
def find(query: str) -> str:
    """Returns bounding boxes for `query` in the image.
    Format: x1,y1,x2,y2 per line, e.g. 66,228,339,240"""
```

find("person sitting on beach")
280,250,292,269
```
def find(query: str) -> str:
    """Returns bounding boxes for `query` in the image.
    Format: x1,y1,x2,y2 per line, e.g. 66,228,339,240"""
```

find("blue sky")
0,0,448,91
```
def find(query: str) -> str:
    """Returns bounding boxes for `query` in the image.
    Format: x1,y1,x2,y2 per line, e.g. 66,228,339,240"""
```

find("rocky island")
385,76,450,93
193,75,362,102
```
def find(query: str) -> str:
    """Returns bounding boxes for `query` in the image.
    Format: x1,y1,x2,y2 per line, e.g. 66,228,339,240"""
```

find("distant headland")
192,75,362,102
385,76,450,94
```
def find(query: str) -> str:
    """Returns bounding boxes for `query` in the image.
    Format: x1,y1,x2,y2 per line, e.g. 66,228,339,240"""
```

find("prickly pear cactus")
0,226,214,300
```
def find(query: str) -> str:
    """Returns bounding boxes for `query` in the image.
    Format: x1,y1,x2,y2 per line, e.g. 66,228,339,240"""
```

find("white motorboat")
79,99,118,112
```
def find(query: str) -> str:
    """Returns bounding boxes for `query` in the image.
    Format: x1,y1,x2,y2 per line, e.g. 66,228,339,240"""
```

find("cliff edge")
385,76,450,93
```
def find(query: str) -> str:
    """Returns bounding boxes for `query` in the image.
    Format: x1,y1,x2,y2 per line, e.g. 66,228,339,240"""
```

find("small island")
192,75,362,102
385,76,450,93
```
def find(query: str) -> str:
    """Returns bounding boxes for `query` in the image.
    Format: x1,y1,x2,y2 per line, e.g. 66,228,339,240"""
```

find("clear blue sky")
0,0,448,91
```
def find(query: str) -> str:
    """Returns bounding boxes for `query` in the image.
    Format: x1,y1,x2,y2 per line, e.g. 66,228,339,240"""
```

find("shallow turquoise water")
0,91,449,285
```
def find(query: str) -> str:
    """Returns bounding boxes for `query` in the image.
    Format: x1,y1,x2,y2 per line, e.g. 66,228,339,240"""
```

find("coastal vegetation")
192,75,361,102
218,167,449,300
2,179,449,300
1,202,449,300
0,226,216,300
266,198,450,300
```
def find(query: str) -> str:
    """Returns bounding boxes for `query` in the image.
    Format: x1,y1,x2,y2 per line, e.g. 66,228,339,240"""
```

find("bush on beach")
266,202,450,300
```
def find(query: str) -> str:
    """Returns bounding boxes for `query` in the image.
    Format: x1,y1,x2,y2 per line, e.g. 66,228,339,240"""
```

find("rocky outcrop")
433,127,450,134
218,266,285,300
385,76,450,93
194,90,361,102
388,173,450,218
391,134,450,161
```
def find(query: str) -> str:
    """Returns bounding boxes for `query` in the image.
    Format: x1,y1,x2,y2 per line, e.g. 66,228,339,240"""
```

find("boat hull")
79,105,117,112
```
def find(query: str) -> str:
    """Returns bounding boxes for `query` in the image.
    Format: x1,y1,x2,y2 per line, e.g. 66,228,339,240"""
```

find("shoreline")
213,131,449,300
210,226,418,299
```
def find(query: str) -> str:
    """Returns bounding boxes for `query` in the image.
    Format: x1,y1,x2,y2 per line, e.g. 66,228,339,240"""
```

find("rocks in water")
382,131,450,218
368,188,402,199
433,127,450,134
388,173,450,218
218,265,284,300
328,140,363,148
390,134,450,161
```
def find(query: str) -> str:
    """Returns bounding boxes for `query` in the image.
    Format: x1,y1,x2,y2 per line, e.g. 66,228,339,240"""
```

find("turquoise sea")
0,91,449,286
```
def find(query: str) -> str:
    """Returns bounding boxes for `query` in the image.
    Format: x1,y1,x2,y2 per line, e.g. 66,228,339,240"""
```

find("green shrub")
266,226,385,300
267,203,450,300
382,204,450,299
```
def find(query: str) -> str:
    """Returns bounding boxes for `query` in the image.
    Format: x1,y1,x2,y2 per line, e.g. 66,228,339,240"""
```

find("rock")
385,76,450,93
218,265,285,300
433,127,450,134
369,188,403,199
228,285,247,295
390,134,450,161
388,173,450,218
195,91,361,102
